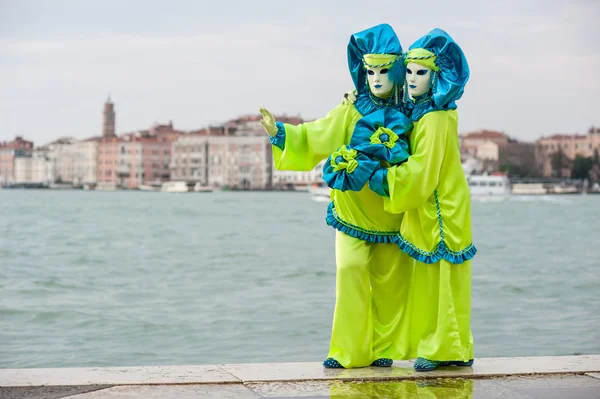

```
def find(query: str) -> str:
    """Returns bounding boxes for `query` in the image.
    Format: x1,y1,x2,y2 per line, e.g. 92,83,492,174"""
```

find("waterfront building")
112,123,183,189
96,100,184,189
272,160,325,190
97,136,121,188
143,122,184,185
222,114,323,189
41,137,76,184
15,148,54,185
460,130,510,161
172,130,271,190
13,156,32,184
13,150,49,185
72,138,100,186
14,149,53,185
116,133,144,189
0,136,34,185
535,126,600,177
38,137,76,184
210,135,271,189
170,128,221,184
171,114,323,190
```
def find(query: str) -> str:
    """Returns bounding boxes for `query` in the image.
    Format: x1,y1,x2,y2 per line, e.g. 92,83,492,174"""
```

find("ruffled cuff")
369,168,389,197
322,146,380,192
269,122,286,150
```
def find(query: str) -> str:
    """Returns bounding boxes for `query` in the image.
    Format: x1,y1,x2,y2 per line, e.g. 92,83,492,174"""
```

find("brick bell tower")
102,95,116,138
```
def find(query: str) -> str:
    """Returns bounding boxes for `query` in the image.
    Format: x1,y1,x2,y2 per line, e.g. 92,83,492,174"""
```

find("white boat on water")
467,174,511,200
511,183,547,195
160,181,214,193
139,184,161,192
161,181,190,193
549,184,578,194
193,183,213,192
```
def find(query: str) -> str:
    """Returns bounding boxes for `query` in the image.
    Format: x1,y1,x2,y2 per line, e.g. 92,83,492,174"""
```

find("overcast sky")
1,0,598,145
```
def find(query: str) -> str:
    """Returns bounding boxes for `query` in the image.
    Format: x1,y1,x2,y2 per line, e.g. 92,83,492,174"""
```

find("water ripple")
0,190,598,367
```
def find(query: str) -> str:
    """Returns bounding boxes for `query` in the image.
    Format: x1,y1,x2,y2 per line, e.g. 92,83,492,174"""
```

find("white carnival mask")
405,62,432,98
366,66,394,98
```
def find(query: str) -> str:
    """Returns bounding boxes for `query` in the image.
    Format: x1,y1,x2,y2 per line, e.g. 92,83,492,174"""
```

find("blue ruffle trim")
397,234,477,265
326,202,398,243
269,122,286,150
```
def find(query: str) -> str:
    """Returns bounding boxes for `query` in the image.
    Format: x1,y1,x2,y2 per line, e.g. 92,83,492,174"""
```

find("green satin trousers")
327,231,473,368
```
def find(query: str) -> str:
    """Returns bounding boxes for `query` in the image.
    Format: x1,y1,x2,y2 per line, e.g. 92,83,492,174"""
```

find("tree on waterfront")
499,163,525,177
590,148,600,184
550,147,570,177
571,155,592,179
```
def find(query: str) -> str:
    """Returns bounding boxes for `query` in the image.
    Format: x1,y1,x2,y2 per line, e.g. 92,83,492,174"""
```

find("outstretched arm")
259,103,359,171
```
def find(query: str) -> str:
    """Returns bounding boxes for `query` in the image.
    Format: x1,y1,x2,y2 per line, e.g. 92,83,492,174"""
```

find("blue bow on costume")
351,108,412,165
322,145,381,192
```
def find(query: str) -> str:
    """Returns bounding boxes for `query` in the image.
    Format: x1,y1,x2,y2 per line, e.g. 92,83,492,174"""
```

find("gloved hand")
342,89,357,105
259,107,278,136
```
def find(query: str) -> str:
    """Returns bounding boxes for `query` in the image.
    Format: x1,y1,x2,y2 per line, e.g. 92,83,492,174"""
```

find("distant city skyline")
1,0,598,144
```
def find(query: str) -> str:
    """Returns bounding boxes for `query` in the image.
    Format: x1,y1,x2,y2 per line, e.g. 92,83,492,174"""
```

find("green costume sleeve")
272,104,358,171
383,111,449,213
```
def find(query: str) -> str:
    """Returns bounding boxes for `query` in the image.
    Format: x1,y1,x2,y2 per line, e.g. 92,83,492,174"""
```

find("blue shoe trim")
371,358,393,367
414,357,441,372
323,357,344,369
449,359,474,367
433,359,475,367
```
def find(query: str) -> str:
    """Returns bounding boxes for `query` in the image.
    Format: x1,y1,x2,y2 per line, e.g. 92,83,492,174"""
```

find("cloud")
0,1,598,144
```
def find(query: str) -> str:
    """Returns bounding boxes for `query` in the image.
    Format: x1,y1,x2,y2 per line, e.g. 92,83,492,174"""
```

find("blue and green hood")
404,28,470,121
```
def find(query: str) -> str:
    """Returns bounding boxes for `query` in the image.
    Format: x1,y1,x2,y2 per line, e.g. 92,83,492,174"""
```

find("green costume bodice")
272,103,404,242
384,110,476,263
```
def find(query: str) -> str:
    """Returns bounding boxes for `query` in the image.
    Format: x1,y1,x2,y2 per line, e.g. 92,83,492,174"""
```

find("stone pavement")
1,355,599,398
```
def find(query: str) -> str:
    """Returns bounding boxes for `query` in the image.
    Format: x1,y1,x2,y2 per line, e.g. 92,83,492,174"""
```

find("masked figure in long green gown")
368,28,477,371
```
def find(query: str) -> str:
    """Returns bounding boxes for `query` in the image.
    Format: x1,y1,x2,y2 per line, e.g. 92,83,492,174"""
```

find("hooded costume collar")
347,24,407,116
403,28,470,121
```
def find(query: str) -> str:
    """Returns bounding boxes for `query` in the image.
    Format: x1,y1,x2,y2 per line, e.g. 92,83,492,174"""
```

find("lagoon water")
1,190,599,368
